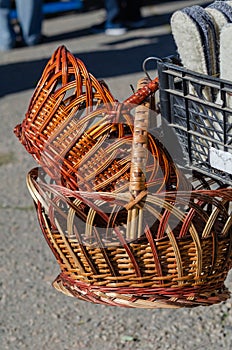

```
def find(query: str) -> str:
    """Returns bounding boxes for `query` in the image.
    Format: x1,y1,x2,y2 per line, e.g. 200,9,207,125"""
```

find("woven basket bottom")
52,273,230,309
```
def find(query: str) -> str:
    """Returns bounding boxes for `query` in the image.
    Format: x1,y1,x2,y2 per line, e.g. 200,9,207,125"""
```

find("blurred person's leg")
122,0,145,28
105,0,121,24
0,0,16,50
91,0,144,35
105,0,126,34
16,0,43,46
91,0,126,35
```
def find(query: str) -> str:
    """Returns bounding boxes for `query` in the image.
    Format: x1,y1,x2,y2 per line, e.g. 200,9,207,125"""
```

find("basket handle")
126,77,155,240
129,77,151,195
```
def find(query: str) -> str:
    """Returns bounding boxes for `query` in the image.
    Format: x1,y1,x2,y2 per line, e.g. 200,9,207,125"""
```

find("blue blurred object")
11,0,83,19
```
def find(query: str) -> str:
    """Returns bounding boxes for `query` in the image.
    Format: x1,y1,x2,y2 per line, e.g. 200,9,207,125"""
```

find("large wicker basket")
27,167,232,308
15,46,232,308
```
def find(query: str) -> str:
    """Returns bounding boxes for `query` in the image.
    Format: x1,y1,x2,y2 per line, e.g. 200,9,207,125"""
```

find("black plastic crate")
157,58,232,185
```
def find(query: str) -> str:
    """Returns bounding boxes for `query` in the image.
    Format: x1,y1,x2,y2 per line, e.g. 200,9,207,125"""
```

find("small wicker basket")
15,46,232,308
15,45,177,194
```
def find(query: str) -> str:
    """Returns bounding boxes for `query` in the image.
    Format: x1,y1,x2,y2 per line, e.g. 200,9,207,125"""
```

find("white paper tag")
209,147,232,174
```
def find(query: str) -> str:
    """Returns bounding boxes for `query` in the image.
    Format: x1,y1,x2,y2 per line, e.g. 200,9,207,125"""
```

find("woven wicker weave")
27,167,232,308
15,46,232,308
14,46,187,195
14,45,115,189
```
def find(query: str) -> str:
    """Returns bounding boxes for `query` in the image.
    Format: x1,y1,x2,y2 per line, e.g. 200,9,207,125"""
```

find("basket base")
52,273,230,309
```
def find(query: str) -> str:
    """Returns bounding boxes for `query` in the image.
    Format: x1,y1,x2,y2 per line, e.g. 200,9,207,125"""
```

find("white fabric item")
171,10,208,75
206,2,232,107
206,8,229,33
220,24,232,114
171,6,219,102
220,24,232,80
171,5,219,78
208,1,232,22
210,24,232,137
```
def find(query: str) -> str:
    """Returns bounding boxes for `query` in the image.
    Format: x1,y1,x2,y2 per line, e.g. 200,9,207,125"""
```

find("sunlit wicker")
27,167,232,308
15,46,232,308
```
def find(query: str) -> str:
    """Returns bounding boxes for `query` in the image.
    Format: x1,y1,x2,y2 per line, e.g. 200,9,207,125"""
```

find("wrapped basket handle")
126,77,156,240
129,77,152,196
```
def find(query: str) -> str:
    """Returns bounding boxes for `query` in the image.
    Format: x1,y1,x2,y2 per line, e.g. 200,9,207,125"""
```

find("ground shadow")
0,12,176,97
44,12,172,42
0,59,49,97
74,33,175,78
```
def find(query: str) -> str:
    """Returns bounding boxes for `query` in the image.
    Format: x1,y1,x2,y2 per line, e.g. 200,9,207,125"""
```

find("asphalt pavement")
1,1,232,349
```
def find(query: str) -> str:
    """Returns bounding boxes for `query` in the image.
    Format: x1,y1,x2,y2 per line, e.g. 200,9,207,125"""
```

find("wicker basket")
15,46,232,308
14,45,116,190
14,46,190,195
27,167,232,308
14,46,161,192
